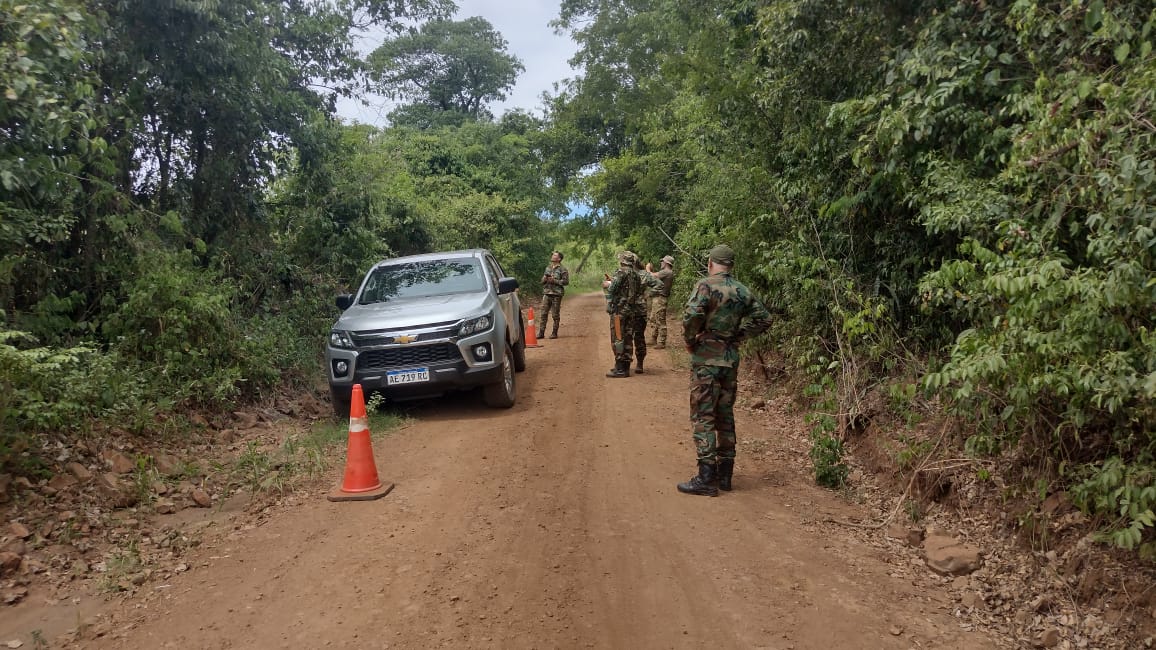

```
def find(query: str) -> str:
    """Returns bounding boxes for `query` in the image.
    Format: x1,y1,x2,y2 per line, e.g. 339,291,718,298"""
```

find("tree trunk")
575,242,596,274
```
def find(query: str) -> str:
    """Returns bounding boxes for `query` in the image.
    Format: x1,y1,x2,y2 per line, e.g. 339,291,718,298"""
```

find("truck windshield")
358,258,485,304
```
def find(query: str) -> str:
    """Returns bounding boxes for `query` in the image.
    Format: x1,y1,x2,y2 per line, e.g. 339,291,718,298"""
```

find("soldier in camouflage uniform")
632,258,662,373
601,251,643,378
538,251,570,339
645,255,675,348
677,245,772,497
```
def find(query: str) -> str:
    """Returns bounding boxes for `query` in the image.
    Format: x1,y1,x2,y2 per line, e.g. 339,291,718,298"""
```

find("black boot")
606,360,630,378
717,459,734,491
677,462,720,497
634,357,645,374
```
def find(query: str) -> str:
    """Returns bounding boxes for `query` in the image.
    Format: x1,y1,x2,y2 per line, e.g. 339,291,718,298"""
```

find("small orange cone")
524,307,541,348
328,384,394,502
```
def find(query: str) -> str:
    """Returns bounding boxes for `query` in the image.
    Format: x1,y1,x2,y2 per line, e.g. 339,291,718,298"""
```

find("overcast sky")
336,0,580,126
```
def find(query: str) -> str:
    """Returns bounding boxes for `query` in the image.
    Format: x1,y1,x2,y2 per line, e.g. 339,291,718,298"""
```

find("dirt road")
73,293,996,649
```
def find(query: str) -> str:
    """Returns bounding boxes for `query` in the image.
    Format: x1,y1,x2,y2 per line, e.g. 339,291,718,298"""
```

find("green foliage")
804,377,849,489
0,0,107,239
1072,457,1156,558
549,0,1153,557
5,0,1151,567
131,454,158,508
272,120,429,284
0,0,560,482
101,251,250,408
809,426,849,490
913,3,1156,474
100,0,452,246
895,435,934,471
273,116,558,287
887,381,925,428
0,327,150,474
562,240,620,294
369,16,524,121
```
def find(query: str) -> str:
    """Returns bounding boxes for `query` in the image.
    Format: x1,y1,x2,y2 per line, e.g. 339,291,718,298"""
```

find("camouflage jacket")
651,267,674,297
636,270,662,308
683,272,772,367
541,264,569,296
605,266,643,316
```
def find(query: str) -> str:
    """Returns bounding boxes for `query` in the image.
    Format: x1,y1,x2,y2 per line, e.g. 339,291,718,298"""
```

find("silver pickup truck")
325,249,526,416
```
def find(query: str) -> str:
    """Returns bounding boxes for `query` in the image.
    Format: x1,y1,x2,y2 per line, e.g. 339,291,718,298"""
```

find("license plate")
386,368,429,385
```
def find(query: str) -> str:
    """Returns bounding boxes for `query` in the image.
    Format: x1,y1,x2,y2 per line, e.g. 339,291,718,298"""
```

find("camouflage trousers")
538,294,562,335
647,295,668,346
689,364,739,463
630,312,647,362
608,314,635,363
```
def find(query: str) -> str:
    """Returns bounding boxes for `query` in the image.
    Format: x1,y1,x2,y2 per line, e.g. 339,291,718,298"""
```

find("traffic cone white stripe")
524,307,541,347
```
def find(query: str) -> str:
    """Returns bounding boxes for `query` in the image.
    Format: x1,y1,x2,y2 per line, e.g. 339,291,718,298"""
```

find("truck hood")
334,292,491,332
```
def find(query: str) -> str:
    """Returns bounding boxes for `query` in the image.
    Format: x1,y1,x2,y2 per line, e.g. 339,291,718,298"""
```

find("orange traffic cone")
328,384,394,502
524,307,541,348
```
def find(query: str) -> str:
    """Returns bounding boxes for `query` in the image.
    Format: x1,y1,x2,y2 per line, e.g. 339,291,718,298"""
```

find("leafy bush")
1072,457,1156,558
0,328,147,474
101,251,249,408
810,427,849,490
804,378,849,489
903,2,1156,554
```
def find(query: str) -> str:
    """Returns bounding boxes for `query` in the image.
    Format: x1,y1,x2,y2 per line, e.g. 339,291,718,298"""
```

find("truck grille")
359,344,461,370
351,326,458,346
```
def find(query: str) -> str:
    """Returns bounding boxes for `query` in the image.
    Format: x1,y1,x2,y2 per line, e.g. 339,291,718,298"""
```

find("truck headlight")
458,313,493,336
329,330,355,349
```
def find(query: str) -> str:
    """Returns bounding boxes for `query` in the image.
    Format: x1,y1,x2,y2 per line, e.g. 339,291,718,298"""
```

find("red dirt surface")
4,293,1000,649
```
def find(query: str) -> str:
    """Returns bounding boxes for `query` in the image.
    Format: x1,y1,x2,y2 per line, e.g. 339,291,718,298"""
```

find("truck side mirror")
336,294,353,310
497,277,519,295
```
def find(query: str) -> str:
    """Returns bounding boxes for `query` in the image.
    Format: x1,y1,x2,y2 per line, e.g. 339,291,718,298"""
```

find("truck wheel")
330,386,352,418
512,318,527,373
483,344,516,408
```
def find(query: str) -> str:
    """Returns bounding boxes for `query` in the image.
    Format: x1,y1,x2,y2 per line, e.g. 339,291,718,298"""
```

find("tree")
368,17,524,123
0,0,120,334
0,0,455,336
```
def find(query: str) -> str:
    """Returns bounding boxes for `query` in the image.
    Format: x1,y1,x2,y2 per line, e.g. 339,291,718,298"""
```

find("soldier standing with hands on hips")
677,244,772,496
538,251,569,339
602,251,642,378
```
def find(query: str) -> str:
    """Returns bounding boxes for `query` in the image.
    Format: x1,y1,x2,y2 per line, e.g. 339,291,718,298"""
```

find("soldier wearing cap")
645,255,676,349
677,244,772,497
601,251,643,378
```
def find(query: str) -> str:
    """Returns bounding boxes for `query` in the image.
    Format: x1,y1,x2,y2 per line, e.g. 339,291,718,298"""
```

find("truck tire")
330,386,352,418
513,317,527,372
483,344,516,408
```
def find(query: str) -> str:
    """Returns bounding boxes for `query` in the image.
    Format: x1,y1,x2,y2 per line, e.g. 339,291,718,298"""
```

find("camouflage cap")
708,244,735,266
618,250,637,266
661,255,675,265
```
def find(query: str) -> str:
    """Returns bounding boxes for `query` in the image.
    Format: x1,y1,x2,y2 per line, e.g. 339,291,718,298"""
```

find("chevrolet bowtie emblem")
393,335,416,344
